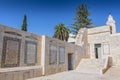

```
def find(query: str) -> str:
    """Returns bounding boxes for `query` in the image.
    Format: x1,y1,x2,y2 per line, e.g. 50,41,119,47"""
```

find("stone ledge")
0,66,42,73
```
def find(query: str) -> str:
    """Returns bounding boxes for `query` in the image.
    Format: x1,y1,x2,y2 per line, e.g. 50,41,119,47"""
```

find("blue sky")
0,0,120,37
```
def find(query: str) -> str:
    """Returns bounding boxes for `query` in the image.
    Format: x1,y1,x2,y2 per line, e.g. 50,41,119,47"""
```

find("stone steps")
104,66,120,79
75,58,106,74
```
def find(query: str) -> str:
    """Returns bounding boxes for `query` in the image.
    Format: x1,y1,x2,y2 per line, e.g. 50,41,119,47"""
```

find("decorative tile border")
1,36,21,68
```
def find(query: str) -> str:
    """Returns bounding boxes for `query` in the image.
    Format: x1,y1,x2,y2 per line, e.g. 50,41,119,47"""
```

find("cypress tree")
21,14,27,31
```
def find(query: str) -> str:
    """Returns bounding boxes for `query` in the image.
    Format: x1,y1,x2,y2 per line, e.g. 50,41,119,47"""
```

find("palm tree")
53,23,70,41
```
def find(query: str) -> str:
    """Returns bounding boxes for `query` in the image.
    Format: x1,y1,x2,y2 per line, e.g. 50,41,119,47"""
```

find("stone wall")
0,66,42,80
41,36,68,75
0,25,42,67
75,28,89,57
0,25,42,80
0,24,89,78
87,25,120,66
110,33,120,66
87,26,111,58
41,36,88,75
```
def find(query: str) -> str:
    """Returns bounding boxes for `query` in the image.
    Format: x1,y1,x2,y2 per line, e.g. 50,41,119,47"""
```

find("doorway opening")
95,44,101,59
68,54,73,70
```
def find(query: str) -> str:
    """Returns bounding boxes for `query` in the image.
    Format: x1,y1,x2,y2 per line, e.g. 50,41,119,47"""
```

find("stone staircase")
75,57,110,74
104,66,120,79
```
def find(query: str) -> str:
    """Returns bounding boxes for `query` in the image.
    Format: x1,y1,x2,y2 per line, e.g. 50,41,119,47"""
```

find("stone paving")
28,66,120,80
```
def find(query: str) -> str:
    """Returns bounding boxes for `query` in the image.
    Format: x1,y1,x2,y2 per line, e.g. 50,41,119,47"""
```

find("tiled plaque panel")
25,41,37,65
1,36,21,68
49,45,57,65
59,47,65,64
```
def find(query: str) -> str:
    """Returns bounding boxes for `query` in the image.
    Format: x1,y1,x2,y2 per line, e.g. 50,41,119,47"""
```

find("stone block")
0,73,5,80
13,71,19,80
34,69,42,77
5,72,14,80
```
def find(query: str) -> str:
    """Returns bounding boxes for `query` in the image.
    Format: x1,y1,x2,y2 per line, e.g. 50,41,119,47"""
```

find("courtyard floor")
28,66,120,80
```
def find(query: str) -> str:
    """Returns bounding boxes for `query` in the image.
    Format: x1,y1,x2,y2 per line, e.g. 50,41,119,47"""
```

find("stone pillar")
41,36,46,75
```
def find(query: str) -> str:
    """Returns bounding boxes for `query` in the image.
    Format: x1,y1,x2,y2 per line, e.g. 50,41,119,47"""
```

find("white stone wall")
88,26,110,35
87,24,120,66
110,34,120,66
75,28,89,57
68,34,75,43
88,26,111,58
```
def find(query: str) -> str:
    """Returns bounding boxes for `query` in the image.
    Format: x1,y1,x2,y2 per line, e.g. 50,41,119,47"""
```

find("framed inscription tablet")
2,37,21,68
49,44,57,65
59,47,65,64
25,41,37,65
